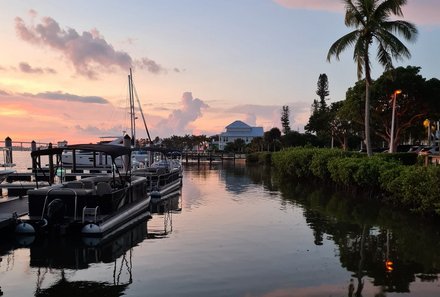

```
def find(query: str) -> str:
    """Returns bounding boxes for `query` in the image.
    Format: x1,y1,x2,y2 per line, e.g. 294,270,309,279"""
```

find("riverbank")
248,148,440,217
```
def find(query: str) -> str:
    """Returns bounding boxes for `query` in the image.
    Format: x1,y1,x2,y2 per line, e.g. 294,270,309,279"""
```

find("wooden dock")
181,152,246,164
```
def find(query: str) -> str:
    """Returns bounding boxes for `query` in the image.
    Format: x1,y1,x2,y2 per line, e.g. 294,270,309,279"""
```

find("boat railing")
40,187,78,221
139,170,176,191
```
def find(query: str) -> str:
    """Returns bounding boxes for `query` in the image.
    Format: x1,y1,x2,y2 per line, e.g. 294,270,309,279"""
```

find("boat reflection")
147,191,181,239
28,216,147,297
0,191,182,297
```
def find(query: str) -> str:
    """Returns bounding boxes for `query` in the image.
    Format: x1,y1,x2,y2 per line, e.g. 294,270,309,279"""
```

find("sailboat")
61,68,152,168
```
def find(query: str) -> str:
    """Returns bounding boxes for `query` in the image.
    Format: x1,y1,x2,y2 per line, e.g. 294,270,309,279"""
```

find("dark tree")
305,74,332,144
281,105,291,134
316,73,329,110
264,127,282,151
327,0,418,156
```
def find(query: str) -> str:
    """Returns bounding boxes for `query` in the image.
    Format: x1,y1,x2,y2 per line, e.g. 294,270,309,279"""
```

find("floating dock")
0,196,28,233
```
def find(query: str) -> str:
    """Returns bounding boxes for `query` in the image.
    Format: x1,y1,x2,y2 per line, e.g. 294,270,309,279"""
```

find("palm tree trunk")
365,80,372,156
364,44,373,157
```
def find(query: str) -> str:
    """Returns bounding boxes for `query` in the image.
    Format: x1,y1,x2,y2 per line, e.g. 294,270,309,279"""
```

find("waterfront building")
218,120,264,150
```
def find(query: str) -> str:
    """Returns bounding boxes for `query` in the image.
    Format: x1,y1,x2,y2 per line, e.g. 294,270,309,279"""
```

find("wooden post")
123,134,131,171
4,136,12,165
72,149,77,173
31,140,37,172
48,143,55,184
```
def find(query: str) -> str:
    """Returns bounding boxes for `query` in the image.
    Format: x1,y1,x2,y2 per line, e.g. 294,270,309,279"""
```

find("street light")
389,90,402,153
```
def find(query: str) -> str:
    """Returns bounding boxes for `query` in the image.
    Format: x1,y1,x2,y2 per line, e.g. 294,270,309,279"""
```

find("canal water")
1,152,440,296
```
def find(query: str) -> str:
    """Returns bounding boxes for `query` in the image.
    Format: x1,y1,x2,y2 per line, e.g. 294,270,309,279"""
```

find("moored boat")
16,144,151,237
131,147,182,201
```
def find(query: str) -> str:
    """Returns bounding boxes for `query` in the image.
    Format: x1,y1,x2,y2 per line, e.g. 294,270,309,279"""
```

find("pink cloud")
154,92,209,137
19,62,56,74
15,15,132,79
14,11,177,78
0,91,122,143
273,0,440,26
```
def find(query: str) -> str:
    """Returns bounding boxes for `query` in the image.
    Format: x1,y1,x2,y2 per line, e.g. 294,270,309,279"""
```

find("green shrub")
310,149,356,180
380,166,440,214
272,147,440,217
373,152,418,165
272,147,319,178
246,152,272,165
327,157,360,186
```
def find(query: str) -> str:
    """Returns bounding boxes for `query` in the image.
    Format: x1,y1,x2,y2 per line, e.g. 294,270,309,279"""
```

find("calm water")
1,152,440,296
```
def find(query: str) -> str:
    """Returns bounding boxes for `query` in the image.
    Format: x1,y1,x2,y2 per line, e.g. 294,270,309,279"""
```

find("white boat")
16,144,151,237
61,136,125,168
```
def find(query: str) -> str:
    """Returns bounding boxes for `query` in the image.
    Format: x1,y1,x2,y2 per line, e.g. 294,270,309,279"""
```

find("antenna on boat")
128,68,136,146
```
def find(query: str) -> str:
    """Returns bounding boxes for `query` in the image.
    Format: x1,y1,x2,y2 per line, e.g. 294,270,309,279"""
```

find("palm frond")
376,0,407,18
353,37,367,79
382,20,418,41
375,41,394,71
375,29,411,60
327,30,359,62
344,0,365,27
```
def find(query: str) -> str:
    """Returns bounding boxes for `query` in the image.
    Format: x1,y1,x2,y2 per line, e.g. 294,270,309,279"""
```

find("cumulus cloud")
223,102,310,132
74,124,125,137
0,90,11,96
22,91,109,104
19,62,56,74
15,15,132,78
135,57,165,74
155,92,209,136
244,113,257,126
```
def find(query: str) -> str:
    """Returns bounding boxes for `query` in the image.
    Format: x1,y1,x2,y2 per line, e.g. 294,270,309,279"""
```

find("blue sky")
0,0,439,143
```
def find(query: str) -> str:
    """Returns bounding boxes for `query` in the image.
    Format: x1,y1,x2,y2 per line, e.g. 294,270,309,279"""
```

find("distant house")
218,120,264,150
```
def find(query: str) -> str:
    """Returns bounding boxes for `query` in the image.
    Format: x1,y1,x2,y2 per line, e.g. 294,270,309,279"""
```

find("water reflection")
184,161,278,194
1,162,440,296
0,192,181,297
277,179,440,295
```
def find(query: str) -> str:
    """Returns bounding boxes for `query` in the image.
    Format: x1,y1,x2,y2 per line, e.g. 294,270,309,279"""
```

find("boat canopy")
31,144,132,159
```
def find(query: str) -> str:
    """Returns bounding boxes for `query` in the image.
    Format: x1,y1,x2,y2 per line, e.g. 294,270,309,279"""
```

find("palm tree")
327,0,417,156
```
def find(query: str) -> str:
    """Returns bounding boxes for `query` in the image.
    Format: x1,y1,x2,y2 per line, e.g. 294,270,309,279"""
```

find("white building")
218,120,264,150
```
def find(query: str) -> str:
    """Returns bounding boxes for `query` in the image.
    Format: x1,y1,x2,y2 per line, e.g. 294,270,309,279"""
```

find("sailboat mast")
128,68,136,146
133,84,152,143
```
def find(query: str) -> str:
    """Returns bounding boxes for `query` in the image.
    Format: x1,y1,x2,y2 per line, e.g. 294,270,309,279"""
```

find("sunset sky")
1,0,439,144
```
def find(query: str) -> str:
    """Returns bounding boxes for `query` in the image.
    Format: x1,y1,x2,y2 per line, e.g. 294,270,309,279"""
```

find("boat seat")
81,180,94,190
96,182,112,197
65,181,84,189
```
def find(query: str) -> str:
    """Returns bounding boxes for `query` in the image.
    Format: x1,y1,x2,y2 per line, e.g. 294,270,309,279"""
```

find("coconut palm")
327,0,417,156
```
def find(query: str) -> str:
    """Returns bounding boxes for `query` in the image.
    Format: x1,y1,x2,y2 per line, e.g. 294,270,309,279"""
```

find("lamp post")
389,89,402,153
